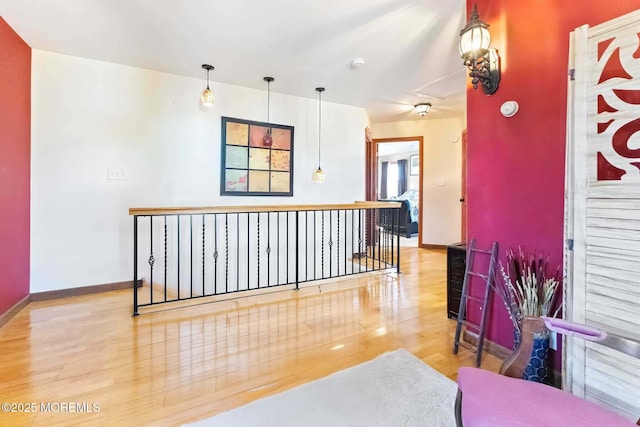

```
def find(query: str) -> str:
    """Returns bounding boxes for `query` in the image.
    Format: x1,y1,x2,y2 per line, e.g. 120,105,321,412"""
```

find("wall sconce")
201,64,215,106
459,4,500,95
415,103,431,117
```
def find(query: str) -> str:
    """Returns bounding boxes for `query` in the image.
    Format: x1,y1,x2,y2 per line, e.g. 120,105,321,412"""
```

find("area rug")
184,349,457,427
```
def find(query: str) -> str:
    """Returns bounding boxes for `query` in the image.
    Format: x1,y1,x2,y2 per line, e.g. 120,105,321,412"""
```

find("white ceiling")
1,0,467,123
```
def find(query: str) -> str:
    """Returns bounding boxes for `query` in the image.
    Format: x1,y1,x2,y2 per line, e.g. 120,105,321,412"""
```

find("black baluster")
350,209,355,276
277,212,280,285
246,213,250,290
149,216,154,303
295,210,299,290
225,213,229,294
267,212,271,287
133,215,138,316
344,210,347,276
304,211,309,282
257,212,260,289
321,211,325,279
202,214,205,296
164,216,167,302
396,207,401,274
190,215,193,298
177,215,181,300
237,213,240,291
286,212,289,284
314,210,317,280
336,210,340,277
329,210,333,277
213,214,218,295
377,212,381,270
358,209,362,273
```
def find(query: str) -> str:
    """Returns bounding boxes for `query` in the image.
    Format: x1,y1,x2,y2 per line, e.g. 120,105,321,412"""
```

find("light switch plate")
437,178,446,186
108,168,128,180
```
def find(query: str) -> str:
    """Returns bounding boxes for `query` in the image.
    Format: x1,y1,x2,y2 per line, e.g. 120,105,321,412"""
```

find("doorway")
366,136,423,247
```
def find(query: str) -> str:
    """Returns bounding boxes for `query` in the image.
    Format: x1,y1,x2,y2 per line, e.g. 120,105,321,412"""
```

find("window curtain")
380,161,388,199
397,159,408,196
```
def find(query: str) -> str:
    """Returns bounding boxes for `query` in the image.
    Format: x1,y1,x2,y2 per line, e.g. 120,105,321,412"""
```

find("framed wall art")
220,117,294,196
410,154,419,175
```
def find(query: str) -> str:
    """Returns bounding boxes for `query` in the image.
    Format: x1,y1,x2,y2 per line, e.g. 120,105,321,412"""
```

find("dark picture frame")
220,116,294,196
409,154,419,176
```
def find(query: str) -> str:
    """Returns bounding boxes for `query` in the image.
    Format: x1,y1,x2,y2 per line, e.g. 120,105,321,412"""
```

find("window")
386,162,398,198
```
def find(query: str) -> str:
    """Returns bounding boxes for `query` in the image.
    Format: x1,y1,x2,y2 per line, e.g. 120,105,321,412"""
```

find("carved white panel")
567,9,640,421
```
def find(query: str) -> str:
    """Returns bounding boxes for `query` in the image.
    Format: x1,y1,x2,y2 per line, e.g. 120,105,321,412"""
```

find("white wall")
31,50,368,292
371,119,463,246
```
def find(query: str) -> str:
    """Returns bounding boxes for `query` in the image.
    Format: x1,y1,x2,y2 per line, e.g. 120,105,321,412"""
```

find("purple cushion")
457,367,636,427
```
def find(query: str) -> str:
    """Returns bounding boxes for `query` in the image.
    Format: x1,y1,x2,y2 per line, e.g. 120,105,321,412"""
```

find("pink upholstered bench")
456,367,635,427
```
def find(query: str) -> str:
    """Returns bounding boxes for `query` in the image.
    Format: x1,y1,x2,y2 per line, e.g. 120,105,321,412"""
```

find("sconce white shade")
313,167,325,183
459,24,490,59
459,4,491,61
201,88,214,106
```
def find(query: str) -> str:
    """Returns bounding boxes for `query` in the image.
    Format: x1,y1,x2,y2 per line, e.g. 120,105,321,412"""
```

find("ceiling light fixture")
459,4,500,95
415,103,431,117
263,77,274,147
313,87,326,183
200,64,215,106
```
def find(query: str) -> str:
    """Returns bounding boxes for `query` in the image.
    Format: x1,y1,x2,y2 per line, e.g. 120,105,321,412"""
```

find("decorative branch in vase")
494,247,563,383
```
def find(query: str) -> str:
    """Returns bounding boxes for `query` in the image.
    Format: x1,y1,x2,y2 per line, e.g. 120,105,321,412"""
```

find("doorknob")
459,198,465,202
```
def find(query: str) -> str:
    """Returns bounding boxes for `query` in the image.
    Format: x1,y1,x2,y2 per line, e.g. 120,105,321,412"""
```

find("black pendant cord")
318,90,321,168
264,77,274,135
316,87,325,169
202,64,214,90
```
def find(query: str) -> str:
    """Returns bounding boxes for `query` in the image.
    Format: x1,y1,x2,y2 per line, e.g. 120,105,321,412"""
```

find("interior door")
566,9,640,420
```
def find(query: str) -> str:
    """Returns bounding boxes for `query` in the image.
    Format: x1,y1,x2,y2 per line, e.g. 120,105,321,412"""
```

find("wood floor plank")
0,248,503,426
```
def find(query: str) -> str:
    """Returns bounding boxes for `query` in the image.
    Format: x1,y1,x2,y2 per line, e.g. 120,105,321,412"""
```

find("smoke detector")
350,58,366,69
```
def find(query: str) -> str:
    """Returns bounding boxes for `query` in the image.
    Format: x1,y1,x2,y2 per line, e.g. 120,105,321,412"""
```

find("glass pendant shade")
201,64,215,106
263,129,273,147
313,167,325,183
201,88,214,106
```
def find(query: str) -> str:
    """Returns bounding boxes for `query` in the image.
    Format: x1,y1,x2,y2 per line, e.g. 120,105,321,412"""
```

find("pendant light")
201,64,215,106
313,87,326,183
262,77,274,147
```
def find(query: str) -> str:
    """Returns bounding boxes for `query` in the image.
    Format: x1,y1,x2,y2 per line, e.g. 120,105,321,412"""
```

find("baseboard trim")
463,329,562,387
420,244,447,250
462,329,513,360
0,294,31,328
31,280,143,302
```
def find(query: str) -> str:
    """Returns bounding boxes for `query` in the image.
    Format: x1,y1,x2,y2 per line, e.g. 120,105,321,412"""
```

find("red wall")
0,18,30,316
466,0,639,365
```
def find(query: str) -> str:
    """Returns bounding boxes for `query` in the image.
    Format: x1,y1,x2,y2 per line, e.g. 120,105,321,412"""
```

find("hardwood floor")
0,248,503,426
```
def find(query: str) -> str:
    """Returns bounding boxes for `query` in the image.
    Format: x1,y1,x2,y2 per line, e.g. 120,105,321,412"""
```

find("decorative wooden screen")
566,9,640,421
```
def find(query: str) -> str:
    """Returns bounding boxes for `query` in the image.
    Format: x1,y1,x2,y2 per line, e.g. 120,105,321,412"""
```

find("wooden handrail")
129,201,402,216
